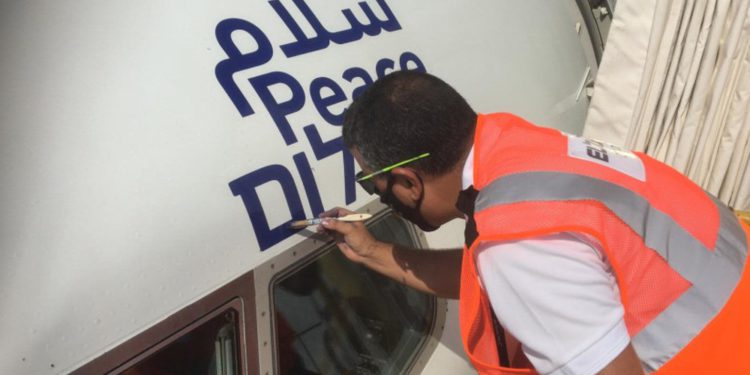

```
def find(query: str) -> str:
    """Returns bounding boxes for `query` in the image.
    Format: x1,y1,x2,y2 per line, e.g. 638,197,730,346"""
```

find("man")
319,71,750,375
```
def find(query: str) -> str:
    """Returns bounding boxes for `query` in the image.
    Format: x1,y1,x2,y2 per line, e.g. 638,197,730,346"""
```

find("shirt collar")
462,145,475,190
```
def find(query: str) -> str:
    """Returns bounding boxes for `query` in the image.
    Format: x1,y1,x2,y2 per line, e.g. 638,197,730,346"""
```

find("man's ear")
390,167,422,201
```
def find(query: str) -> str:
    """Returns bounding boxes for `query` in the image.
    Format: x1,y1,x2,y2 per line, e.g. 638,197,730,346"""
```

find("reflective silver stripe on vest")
475,172,747,372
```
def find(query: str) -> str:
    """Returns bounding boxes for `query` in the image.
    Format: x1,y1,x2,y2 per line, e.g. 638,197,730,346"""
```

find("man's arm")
476,233,645,374
320,207,462,299
598,344,644,375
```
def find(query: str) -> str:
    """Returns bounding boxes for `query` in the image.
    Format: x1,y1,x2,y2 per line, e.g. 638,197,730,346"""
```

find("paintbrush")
289,213,372,229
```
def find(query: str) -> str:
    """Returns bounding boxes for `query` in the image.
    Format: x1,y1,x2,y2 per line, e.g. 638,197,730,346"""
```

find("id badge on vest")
565,133,646,181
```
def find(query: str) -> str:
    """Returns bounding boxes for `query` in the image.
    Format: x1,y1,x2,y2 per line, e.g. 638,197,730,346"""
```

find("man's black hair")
343,70,477,176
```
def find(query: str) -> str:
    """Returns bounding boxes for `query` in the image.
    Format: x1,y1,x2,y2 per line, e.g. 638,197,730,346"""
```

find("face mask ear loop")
385,172,425,209
414,173,426,210
379,174,396,205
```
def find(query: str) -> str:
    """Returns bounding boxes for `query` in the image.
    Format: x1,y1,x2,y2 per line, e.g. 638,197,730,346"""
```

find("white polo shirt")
463,146,630,375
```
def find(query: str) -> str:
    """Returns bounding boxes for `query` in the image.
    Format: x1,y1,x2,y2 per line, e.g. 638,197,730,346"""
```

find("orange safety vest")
459,113,750,374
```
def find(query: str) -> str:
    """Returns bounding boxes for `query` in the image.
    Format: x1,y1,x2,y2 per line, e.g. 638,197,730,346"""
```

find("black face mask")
380,174,440,232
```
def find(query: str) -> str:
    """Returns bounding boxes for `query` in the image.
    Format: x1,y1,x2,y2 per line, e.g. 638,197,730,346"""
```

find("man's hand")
318,207,462,299
318,207,382,264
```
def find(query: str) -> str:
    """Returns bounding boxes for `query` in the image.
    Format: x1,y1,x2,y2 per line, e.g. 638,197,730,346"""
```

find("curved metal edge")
252,199,447,375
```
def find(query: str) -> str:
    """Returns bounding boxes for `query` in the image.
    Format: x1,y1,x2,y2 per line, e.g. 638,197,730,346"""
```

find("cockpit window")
120,308,240,375
273,213,435,374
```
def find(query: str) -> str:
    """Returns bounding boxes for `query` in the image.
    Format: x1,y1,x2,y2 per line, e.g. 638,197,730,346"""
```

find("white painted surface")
0,1,596,373
420,300,476,375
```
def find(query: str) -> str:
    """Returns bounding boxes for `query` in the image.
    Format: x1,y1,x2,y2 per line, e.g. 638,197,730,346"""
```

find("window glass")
274,213,435,375
120,309,240,375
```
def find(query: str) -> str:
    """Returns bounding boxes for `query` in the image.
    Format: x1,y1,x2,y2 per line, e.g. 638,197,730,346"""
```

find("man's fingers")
319,206,355,218
319,207,340,218
337,242,353,254
320,218,353,234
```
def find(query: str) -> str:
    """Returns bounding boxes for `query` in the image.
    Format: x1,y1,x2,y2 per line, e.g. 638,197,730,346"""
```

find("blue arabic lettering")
339,0,400,37
271,0,401,58
215,18,274,117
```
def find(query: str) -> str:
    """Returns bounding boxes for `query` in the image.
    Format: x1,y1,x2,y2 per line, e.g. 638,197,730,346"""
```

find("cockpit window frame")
74,201,445,375
109,298,244,374
253,199,446,375
72,272,258,375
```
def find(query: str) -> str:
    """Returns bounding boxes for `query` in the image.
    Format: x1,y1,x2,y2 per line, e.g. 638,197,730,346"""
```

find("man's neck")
426,141,474,220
